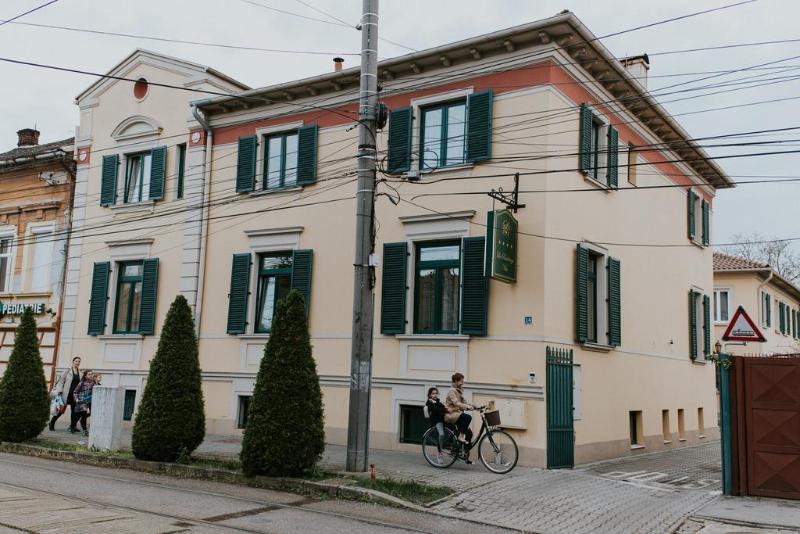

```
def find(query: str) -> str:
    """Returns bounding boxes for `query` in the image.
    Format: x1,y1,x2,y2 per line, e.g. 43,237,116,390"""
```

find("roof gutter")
191,104,213,336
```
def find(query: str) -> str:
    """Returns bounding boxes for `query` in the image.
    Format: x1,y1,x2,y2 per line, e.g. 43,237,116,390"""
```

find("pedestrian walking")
71,370,94,436
49,357,81,431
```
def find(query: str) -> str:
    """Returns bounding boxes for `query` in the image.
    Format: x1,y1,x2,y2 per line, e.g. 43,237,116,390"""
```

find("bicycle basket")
485,410,501,427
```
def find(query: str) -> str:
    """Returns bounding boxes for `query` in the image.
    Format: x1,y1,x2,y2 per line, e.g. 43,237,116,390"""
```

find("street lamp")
714,340,722,355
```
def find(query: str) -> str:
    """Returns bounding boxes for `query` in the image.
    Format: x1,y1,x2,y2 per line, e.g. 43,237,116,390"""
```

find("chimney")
333,57,344,72
620,54,650,89
17,128,40,147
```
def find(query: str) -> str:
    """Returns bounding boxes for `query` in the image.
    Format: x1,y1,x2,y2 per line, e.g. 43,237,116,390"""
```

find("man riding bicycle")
445,372,474,464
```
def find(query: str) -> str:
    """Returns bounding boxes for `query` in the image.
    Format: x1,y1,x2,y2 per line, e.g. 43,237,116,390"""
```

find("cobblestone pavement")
433,443,722,534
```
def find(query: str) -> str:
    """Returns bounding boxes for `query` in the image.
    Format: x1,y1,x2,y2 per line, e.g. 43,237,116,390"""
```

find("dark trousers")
456,413,473,443
49,396,76,429
71,409,88,431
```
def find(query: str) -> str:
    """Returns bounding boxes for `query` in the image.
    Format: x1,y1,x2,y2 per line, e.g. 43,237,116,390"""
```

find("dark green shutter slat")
607,257,621,347
767,294,771,326
387,107,413,173
87,262,110,336
296,125,318,185
100,155,118,206
687,189,696,241
460,236,488,336
606,125,619,189
291,249,313,316
227,253,252,334
575,245,589,343
703,294,711,358
236,136,257,193
139,258,159,335
466,90,493,163
689,290,698,360
701,200,710,246
779,302,785,333
380,242,408,335
578,104,593,174
148,146,166,200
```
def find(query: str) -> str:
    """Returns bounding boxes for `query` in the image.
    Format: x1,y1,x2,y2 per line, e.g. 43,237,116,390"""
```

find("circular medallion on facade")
191,131,201,143
78,151,87,162
133,78,149,100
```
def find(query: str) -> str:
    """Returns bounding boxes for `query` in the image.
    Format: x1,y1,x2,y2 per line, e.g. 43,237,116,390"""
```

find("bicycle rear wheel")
478,429,519,474
422,426,459,468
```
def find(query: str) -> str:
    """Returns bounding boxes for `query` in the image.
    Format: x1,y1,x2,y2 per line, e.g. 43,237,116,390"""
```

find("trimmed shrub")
241,290,324,477
0,308,49,442
132,295,205,461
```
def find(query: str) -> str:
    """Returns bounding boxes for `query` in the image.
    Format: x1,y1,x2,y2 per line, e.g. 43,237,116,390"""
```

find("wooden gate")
732,355,800,499
547,346,574,469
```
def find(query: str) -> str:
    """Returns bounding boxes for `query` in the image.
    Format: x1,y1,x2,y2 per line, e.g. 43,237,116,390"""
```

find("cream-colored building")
60,13,732,466
713,251,800,355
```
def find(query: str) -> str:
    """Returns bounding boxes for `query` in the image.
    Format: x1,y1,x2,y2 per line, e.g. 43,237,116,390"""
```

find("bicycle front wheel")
422,426,459,468
478,429,519,474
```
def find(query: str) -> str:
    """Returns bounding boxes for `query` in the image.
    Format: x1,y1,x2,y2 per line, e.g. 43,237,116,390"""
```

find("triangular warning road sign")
722,306,766,342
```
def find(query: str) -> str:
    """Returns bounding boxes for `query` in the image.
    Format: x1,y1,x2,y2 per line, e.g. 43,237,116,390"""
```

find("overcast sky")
0,0,798,248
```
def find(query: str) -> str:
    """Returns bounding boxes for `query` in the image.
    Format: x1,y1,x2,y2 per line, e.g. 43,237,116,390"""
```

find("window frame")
418,99,467,171
253,251,293,334
413,240,461,334
28,223,55,293
112,260,144,334
713,288,732,324
0,231,15,294
587,253,599,343
237,395,252,429
123,151,152,204
761,291,772,327
262,130,299,190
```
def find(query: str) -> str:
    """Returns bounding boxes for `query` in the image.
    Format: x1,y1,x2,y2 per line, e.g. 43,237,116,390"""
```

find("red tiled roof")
713,251,769,271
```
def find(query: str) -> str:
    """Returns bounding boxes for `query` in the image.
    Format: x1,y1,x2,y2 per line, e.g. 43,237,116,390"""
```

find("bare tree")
722,233,800,283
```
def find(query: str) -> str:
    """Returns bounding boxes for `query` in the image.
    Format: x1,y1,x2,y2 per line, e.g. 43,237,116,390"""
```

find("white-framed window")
0,232,14,293
761,291,772,327
29,224,55,292
713,288,731,324
123,151,152,203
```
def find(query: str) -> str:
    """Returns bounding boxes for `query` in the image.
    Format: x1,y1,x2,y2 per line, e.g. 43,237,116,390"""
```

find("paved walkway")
38,428,732,532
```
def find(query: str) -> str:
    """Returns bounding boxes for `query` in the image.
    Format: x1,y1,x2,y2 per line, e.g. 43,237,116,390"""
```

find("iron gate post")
718,352,733,495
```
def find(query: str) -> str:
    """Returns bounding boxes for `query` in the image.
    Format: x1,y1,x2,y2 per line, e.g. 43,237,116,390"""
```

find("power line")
648,37,800,57
0,0,58,28
292,0,354,28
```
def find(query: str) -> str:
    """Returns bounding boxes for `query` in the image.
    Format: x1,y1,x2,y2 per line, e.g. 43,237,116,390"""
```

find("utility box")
88,386,125,451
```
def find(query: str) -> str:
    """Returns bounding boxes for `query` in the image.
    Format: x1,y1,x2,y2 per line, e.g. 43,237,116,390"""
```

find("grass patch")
351,477,453,505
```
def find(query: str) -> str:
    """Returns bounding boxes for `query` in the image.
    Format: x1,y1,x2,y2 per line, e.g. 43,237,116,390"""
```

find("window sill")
238,334,271,340
689,239,706,249
416,162,475,178
678,438,687,442
581,342,614,353
663,440,672,445
0,291,52,298
699,435,706,439
97,334,145,340
691,359,707,365
582,173,613,192
630,444,645,450
396,334,470,341
110,201,155,214
248,186,302,198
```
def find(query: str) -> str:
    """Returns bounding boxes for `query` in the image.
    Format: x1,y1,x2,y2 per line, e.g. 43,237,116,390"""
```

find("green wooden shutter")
779,302,785,333
689,290,698,360
701,200,710,246
687,189,697,241
766,294,772,327
236,136,257,193
606,125,619,189
87,262,111,335
466,90,493,163
387,107,413,173
291,249,313,316
226,253,252,334
703,294,711,358
380,242,408,334
607,257,621,347
100,155,118,206
579,104,593,174
139,258,159,335
460,236,488,336
575,245,589,343
296,125,318,185
148,146,167,200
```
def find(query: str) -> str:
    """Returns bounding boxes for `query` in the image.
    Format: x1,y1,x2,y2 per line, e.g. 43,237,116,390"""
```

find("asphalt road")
0,453,513,533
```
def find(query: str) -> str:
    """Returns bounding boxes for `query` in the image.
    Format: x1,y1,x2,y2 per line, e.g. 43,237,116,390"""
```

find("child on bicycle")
426,387,448,460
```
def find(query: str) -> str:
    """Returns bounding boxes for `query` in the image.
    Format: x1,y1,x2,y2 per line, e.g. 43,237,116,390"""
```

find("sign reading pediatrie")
0,302,46,316
486,209,518,283
722,305,766,342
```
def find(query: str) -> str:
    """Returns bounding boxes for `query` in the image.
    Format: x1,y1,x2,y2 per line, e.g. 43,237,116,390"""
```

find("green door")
547,347,574,469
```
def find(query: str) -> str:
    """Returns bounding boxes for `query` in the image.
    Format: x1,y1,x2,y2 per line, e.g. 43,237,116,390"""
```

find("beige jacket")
52,368,78,398
444,386,471,424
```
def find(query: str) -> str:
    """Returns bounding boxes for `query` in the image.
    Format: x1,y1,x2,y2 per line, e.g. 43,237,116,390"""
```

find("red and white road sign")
721,306,766,342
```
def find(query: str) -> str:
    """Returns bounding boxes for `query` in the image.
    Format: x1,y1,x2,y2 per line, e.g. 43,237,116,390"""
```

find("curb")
0,442,430,512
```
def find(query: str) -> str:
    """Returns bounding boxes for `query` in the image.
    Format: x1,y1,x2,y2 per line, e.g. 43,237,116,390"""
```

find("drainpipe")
191,104,213,336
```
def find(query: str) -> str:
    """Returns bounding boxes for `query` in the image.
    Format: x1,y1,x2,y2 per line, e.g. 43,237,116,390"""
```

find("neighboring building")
0,128,74,384
63,12,733,466
713,251,800,355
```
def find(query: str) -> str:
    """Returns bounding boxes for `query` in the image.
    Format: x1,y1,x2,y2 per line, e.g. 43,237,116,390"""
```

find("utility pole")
346,0,379,472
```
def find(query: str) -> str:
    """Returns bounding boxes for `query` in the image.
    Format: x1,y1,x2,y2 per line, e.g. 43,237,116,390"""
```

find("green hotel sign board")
486,209,518,283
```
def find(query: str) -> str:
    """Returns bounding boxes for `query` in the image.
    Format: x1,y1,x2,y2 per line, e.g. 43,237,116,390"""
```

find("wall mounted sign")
0,302,46,316
721,305,766,342
486,209,518,283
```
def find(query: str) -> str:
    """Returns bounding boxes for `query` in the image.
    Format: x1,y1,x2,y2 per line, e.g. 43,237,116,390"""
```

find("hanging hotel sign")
722,306,766,342
486,209,518,283
0,302,46,316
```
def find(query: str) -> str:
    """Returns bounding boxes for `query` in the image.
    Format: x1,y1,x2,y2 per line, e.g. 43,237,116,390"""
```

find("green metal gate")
547,346,574,469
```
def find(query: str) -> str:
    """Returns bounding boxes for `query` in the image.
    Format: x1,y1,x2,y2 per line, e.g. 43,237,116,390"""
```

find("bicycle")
421,405,519,474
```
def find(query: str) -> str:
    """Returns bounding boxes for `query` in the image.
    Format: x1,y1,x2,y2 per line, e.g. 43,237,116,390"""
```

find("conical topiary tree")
241,290,324,477
0,308,49,442
132,295,205,462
